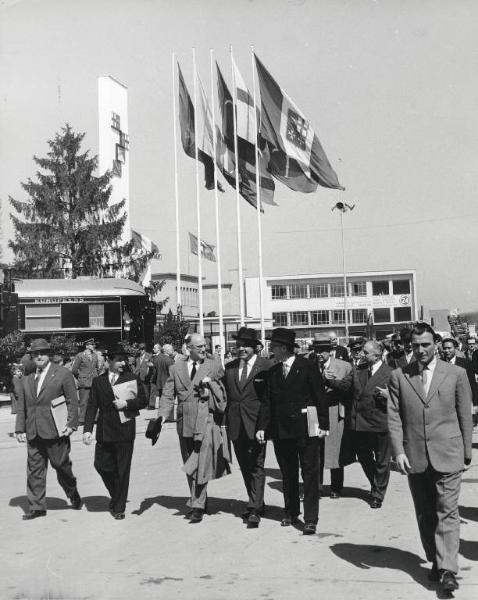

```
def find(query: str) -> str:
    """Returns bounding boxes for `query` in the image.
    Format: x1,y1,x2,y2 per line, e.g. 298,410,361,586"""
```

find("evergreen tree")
9,124,154,280
156,308,190,349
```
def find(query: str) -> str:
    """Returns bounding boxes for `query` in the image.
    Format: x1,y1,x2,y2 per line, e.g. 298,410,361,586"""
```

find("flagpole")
230,46,245,327
251,46,266,345
171,53,182,310
192,47,204,336
210,48,225,358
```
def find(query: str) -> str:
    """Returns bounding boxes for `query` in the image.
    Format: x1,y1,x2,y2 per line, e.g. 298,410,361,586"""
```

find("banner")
189,232,216,262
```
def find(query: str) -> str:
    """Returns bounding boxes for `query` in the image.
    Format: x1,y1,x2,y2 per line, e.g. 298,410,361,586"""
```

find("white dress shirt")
282,355,295,377
421,356,437,396
370,359,383,377
35,361,51,394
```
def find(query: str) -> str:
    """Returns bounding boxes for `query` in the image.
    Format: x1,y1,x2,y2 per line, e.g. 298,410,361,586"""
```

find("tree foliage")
155,308,190,349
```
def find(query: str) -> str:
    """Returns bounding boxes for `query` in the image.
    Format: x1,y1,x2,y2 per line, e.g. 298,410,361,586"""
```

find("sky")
1,0,478,312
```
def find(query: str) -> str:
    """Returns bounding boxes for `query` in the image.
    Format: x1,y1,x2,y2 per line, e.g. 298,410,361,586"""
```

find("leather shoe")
70,491,83,510
247,512,260,528
281,515,299,527
330,491,341,499
189,509,204,523
111,512,125,520
440,570,459,591
22,510,46,520
303,523,317,535
370,499,382,509
428,561,439,582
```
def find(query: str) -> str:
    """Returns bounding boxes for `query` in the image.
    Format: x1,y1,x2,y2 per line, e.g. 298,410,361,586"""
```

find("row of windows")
20,302,122,331
176,286,198,307
272,306,412,327
271,279,410,300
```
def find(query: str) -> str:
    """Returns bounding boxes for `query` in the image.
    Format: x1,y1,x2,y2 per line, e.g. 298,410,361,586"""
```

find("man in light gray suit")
158,333,226,523
388,322,473,592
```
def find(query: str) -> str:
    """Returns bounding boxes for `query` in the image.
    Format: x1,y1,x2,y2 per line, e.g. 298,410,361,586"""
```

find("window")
394,307,412,322
112,159,122,177
289,311,308,326
25,304,61,331
330,283,344,297
111,112,121,129
119,132,129,149
271,285,287,300
310,310,329,325
393,279,411,295
332,310,345,324
116,144,126,164
309,283,328,298
272,312,288,326
104,302,121,327
372,281,389,295
289,284,308,299
61,303,89,328
89,304,105,328
350,309,368,324
373,308,391,323
350,281,366,296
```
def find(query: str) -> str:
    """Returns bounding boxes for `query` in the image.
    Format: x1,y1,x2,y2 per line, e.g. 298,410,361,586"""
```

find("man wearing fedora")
223,327,271,527
309,332,353,499
15,338,82,520
256,328,328,535
327,331,349,362
348,337,366,368
72,338,99,425
83,345,147,520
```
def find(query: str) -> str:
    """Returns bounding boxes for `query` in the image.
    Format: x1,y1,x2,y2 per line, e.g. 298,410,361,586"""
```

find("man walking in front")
256,328,328,535
224,327,270,528
388,322,473,592
15,338,82,519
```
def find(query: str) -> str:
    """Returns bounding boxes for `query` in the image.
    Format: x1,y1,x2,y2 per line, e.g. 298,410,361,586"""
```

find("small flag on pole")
189,232,216,262
131,229,161,258
254,54,344,193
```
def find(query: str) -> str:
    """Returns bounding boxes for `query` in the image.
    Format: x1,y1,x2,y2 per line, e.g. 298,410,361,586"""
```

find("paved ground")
0,405,477,600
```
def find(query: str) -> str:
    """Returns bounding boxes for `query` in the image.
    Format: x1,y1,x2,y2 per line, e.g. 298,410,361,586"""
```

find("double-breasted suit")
84,371,147,514
224,356,271,513
258,356,328,524
72,350,99,424
159,357,226,509
388,359,473,573
342,361,393,502
15,363,80,512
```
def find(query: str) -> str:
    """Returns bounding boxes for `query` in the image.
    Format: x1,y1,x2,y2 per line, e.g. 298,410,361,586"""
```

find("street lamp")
332,201,355,340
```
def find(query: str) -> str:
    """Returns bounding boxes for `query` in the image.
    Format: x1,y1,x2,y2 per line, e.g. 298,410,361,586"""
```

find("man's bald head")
363,340,382,365
188,333,207,362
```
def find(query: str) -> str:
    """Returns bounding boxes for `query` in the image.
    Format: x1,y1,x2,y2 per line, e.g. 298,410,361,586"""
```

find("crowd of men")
11,323,475,593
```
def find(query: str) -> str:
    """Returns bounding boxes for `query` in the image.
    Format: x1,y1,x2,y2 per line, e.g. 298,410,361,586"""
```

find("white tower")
98,76,131,244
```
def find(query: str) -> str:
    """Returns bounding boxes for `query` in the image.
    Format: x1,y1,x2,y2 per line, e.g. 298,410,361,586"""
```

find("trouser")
232,425,266,512
408,465,462,573
273,436,320,524
94,441,134,514
140,382,151,407
26,436,78,511
354,431,391,501
318,437,344,492
78,388,91,425
179,436,208,510
149,384,160,409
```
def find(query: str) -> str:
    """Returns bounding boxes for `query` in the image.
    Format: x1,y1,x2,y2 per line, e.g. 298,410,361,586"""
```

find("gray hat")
30,338,51,353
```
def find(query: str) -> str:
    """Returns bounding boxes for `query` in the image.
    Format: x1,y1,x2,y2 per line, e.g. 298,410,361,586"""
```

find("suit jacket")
84,371,147,442
388,359,473,473
15,363,79,441
135,352,152,383
452,356,478,406
319,357,353,407
258,355,328,440
159,357,226,438
344,362,393,432
72,350,99,388
151,353,174,390
224,356,271,441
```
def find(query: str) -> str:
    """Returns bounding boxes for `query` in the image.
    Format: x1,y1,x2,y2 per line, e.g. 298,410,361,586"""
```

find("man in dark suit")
134,343,152,405
388,322,473,592
150,344,174,411
83,345,147,520
328,331,349,361
441,336,478,408
256,328,328,535
223,327,270,528
343,340,393,508
72,338,99,425
348,337,366,368
15,338,82,520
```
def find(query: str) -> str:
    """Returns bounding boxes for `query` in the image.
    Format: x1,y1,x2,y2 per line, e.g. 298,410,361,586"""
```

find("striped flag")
131,229,160,258
254,54,344,193
188,232,216,262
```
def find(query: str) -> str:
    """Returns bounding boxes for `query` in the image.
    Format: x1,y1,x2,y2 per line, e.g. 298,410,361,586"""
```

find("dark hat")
145,417,162,446
312,332,332,348
348,337,366,350
30,338,51,353
138,343,147,350
84,338,96,346
107,344,128,359
266,327,296,347
233,327,259,345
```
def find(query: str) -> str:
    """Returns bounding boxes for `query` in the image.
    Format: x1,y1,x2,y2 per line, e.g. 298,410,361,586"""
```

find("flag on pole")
216,63,276,208
188,232,217,262
131,229,161,258
178,63,223,191
254,54,344,193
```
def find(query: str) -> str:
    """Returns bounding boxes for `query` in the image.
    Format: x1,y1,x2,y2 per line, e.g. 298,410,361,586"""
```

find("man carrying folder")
83,345,147,520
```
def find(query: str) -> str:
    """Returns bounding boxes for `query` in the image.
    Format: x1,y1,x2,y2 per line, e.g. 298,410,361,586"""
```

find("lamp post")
332,201,355,341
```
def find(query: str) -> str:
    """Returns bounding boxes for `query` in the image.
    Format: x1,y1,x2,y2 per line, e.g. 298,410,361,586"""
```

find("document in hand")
306,406,320,437
113,379,138,424
51,395,68,435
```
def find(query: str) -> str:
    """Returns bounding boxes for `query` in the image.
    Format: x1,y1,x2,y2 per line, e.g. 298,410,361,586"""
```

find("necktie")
239,360,249,387
368,366,373,379
34,369,42,395
110,373,117,386
421,368,428,394
283,362,289,379
190,361,197,381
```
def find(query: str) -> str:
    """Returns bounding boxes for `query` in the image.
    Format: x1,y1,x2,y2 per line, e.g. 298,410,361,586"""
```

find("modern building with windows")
245,270,418,341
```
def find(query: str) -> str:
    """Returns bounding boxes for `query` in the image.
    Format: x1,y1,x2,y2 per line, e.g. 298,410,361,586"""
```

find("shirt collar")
282,355,295,368
422,356,438,372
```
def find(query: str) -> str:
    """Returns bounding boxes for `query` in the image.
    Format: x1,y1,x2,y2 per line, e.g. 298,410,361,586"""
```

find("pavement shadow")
460,539,478,561
459,505,478,522
83,495,111,512
461,477,478,484
330,543,431,589
9,495,68,513
264,467,282,480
